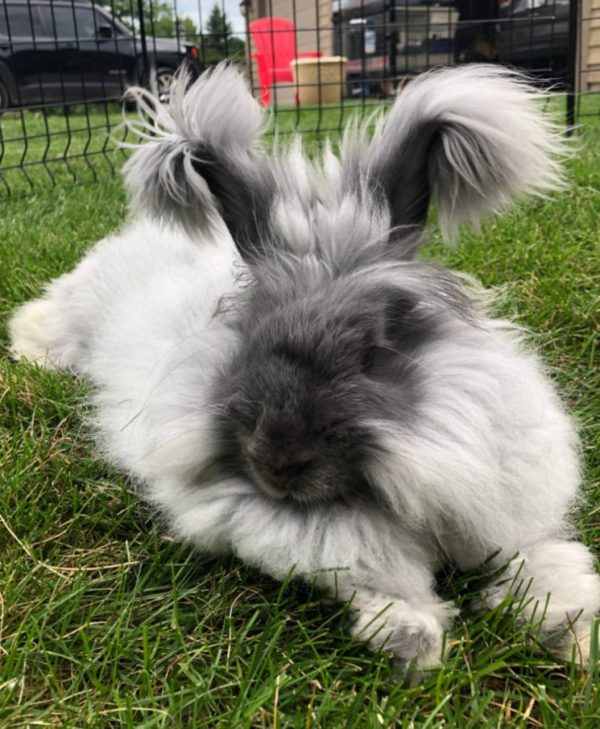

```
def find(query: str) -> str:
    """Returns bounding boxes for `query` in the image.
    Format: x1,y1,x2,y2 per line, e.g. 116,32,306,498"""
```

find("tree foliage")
201,4,245,65
97,1,199,42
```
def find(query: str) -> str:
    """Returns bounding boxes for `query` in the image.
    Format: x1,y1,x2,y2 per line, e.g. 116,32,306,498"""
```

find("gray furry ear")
122,63,275,260
341,65,567,254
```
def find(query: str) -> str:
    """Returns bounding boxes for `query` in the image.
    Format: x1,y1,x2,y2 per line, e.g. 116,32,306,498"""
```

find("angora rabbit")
10,63,599,672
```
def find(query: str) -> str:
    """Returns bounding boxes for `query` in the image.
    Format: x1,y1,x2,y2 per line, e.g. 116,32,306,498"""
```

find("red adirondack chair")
249,17,321,105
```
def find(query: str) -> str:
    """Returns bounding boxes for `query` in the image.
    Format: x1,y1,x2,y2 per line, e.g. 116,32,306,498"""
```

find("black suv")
0,0,201,111
334,0,570,97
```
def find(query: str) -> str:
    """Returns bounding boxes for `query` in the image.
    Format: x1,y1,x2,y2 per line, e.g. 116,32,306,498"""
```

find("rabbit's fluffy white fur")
10,63,599,672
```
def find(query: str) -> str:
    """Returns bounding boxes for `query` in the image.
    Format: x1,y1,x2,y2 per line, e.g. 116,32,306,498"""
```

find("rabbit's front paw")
351,591,456,671
477,540,600,666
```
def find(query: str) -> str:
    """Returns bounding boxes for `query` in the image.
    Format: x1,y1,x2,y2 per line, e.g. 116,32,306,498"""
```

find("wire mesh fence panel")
0,0,203,195
0,0,594,197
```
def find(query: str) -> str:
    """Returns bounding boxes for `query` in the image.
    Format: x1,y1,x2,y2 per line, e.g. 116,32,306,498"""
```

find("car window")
1,4,45,38
512,0,550,11
39,5,106,41
41,6,76,40
74,8,98,38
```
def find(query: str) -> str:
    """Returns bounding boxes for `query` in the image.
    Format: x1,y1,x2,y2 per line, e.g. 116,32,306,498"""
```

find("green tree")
201,4,245,65
178,17,199,42
98,1,198,42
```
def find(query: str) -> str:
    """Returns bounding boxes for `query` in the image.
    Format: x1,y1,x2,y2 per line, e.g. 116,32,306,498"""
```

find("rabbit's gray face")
227,363,376,504
216,273,453,505
123,61,564,508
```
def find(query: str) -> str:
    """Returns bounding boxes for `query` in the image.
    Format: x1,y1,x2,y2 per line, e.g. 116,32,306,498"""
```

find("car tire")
0,79,9,114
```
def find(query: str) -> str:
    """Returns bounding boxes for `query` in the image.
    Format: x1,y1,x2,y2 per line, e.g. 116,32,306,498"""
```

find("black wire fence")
0,0,597,197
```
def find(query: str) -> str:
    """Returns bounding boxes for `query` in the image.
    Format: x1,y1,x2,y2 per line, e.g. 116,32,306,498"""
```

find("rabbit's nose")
248,448,313,489
269,456,311,481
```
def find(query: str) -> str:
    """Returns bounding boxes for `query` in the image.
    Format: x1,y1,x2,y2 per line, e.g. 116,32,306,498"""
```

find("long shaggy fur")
353,65,568,240
121,65,273,244
10,63,599,673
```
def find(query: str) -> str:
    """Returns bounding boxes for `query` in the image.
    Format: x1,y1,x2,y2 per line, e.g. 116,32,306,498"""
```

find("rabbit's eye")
360,346,378,373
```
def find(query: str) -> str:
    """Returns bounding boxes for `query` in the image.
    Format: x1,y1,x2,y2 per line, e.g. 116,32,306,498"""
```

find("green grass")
0,108,599,727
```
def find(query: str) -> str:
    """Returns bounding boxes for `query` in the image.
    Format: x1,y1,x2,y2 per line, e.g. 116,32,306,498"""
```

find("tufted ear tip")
121,63,274,248
342,65,568,253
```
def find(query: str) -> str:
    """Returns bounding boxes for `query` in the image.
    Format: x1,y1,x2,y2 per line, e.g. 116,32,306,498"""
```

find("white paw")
554,617,598,666
9,299,60,370
351,593,456,669
476,573,599,667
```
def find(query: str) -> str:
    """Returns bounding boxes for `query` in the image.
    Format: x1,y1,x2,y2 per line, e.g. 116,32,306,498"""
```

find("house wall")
581,0,600,92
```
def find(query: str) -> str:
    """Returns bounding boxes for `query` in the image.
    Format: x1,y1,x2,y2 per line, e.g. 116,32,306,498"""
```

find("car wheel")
153,67,175,102
0,79,9,114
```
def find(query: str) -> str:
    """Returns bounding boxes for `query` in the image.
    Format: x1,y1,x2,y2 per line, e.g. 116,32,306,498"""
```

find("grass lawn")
0,101,599,727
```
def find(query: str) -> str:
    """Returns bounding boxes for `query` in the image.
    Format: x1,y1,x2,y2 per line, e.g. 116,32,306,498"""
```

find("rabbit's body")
10,218,241,480
10,64,599,670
